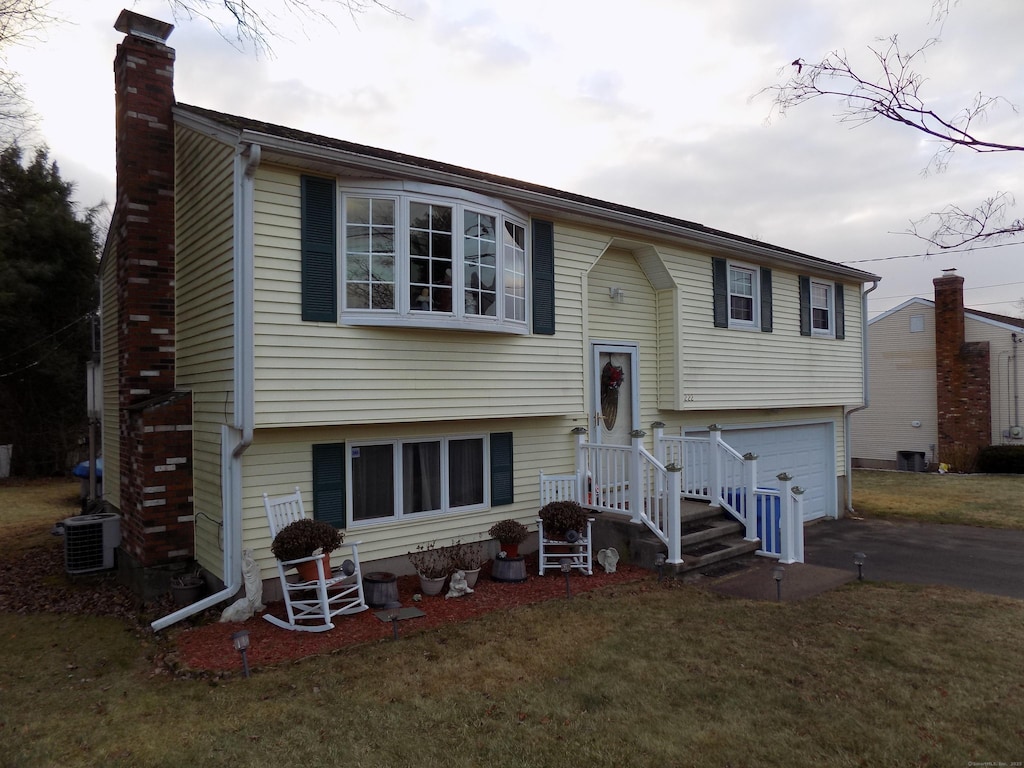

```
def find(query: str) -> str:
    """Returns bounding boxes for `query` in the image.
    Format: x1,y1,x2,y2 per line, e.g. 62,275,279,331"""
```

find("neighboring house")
852,269,1024,471
101,12,879,618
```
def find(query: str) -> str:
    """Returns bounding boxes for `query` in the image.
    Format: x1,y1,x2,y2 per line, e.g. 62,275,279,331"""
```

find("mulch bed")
173,556,649,674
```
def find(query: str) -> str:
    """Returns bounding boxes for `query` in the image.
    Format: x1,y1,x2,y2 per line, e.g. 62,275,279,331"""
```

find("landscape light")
560,557,573,598
231,630,251,678
654,552,666,582
772,565,785,602
854,552,866,581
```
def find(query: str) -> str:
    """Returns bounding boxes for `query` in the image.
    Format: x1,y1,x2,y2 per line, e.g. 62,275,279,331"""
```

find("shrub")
976,445,1024,474
270,518,343,561
538,500,587,538
408,541,451,579
488,518,529,545
449,539,487,571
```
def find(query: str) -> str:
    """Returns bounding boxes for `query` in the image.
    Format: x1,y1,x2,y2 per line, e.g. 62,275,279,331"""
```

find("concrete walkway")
698,517,1024,602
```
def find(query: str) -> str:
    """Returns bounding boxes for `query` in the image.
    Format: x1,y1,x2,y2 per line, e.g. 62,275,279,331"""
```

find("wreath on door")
600,361,624,429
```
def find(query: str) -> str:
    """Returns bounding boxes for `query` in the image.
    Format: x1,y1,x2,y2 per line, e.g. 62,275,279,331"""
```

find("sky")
7,0,1023,318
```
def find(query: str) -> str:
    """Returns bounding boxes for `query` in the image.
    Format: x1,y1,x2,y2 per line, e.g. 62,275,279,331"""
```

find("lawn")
1,477,1023,767
852,468,1024,529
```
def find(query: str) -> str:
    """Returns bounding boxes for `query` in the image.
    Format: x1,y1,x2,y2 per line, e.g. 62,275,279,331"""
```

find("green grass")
2,478,1024,766
852,468,1024,529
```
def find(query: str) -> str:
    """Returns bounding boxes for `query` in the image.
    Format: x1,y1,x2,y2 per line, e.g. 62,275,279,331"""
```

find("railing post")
666,463,683,564
742,452,759,541
776,472,796,563
651,421,665,464
572,427,588,504
790,486,805,563
708,424,723,507
629,430,646,523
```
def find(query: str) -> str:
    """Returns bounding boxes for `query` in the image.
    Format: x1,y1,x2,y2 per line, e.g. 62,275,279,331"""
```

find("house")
852,269,1024,471
101,11,880,624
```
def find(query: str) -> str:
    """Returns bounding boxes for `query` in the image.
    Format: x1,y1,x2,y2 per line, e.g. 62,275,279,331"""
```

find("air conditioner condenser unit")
64,513,121,574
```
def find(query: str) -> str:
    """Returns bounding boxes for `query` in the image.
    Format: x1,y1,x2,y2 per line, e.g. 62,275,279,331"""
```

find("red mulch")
174,557,650,674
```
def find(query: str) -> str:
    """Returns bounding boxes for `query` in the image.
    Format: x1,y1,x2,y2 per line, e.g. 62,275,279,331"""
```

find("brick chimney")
110,11,194,590
933,270,991,470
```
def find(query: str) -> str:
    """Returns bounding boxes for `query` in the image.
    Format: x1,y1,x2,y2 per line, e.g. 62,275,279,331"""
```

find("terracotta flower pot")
296,553,330,582
500,543,519,559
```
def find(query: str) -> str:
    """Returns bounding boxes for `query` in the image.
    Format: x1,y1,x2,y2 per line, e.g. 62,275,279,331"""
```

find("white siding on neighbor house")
851,303,938,465
174,126,237,576
673,249,866,411
100,246,121,511
250,166,595,428
966,314,1024,445
241,416,588,579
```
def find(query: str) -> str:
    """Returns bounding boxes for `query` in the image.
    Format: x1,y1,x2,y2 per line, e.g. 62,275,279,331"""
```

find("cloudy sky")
8,0,1023,317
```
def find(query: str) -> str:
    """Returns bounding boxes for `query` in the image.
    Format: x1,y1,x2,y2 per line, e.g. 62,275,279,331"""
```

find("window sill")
341,313,530,335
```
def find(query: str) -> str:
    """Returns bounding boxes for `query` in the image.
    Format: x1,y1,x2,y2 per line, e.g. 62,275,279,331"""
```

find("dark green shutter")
312,443,346,529
532,219,555,335
798,275,811,336
301,175,337,322
490,432,514,506
712,258,728,328
760,267,773,333
834,282,845,340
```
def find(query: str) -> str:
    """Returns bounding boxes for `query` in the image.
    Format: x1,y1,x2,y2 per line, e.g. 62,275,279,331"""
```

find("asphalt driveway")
804,517,1024,601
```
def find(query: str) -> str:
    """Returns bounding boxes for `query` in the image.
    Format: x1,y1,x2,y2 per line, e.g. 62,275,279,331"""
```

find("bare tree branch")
909,193,1024,251
757,6,1023,254
0,0,55,142
166,0,404,56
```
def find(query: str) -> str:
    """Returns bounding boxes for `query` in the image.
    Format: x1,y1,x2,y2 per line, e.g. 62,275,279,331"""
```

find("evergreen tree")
0,145,98,476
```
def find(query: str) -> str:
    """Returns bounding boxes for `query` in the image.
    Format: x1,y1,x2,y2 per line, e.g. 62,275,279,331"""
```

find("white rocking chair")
263,487,368,632
537,517,595,577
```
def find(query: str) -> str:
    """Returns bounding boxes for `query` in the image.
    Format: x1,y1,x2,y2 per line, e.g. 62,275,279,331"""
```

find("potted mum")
270,518,343,581
538,500,588,540
488,518,529,558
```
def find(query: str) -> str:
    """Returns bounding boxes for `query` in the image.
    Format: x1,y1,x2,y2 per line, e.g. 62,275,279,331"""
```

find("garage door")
721,423,836,521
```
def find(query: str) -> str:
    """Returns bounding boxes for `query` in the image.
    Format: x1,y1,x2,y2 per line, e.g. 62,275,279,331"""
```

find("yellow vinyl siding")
851,305,937,464
674,248,864,410
251,166,589,427
174,125,236,575
99,248,120,510
586,247,660,427
241,417,586,578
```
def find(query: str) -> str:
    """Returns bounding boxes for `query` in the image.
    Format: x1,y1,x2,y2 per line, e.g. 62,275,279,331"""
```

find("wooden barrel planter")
363,571,401,608
491,556,527,583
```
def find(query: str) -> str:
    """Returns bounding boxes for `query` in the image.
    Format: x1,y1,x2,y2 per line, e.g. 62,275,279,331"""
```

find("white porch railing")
540,424,806,567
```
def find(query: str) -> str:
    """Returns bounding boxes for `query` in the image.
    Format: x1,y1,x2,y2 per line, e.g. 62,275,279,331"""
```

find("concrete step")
676,536,761,573
589,503,761,575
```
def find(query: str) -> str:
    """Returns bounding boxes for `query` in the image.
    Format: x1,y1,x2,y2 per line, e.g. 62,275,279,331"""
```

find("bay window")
340,185,530,332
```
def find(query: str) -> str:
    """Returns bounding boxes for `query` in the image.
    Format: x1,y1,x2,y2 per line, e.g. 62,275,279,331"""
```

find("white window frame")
728,262,760,330
346,434,490,527
339,182,530,335
810,280,834,337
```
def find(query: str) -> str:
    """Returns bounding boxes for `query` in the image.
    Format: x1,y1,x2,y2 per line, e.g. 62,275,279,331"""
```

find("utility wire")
840,240,1021,264
0,312,92,364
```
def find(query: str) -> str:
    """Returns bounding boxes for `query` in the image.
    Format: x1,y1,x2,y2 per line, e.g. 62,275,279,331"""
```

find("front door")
591,343,639,445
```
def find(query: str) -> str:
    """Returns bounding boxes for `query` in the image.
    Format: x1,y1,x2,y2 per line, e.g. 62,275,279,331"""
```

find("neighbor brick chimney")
933,270,991,470
110,11,194,589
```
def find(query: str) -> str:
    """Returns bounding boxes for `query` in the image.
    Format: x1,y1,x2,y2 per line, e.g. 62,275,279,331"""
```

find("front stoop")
590,499,761,575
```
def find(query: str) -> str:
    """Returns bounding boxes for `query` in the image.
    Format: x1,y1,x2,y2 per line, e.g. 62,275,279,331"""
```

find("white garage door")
721,423,836,521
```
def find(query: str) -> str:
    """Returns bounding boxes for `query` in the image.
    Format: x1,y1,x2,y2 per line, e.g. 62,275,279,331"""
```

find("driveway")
804,517,1024,601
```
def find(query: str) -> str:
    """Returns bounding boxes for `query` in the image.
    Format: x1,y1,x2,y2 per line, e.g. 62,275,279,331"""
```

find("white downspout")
152,144,261,631
843,279,879,516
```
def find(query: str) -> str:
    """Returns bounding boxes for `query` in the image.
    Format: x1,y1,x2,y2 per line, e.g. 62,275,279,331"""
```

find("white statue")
220,548,266,622
597,547,619,574
445,569,474,599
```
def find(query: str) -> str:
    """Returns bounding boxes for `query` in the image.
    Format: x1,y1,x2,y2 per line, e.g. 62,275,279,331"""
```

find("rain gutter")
843,279,879,516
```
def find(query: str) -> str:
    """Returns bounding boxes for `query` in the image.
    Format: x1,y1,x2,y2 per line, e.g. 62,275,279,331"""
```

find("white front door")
591,343,639,445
